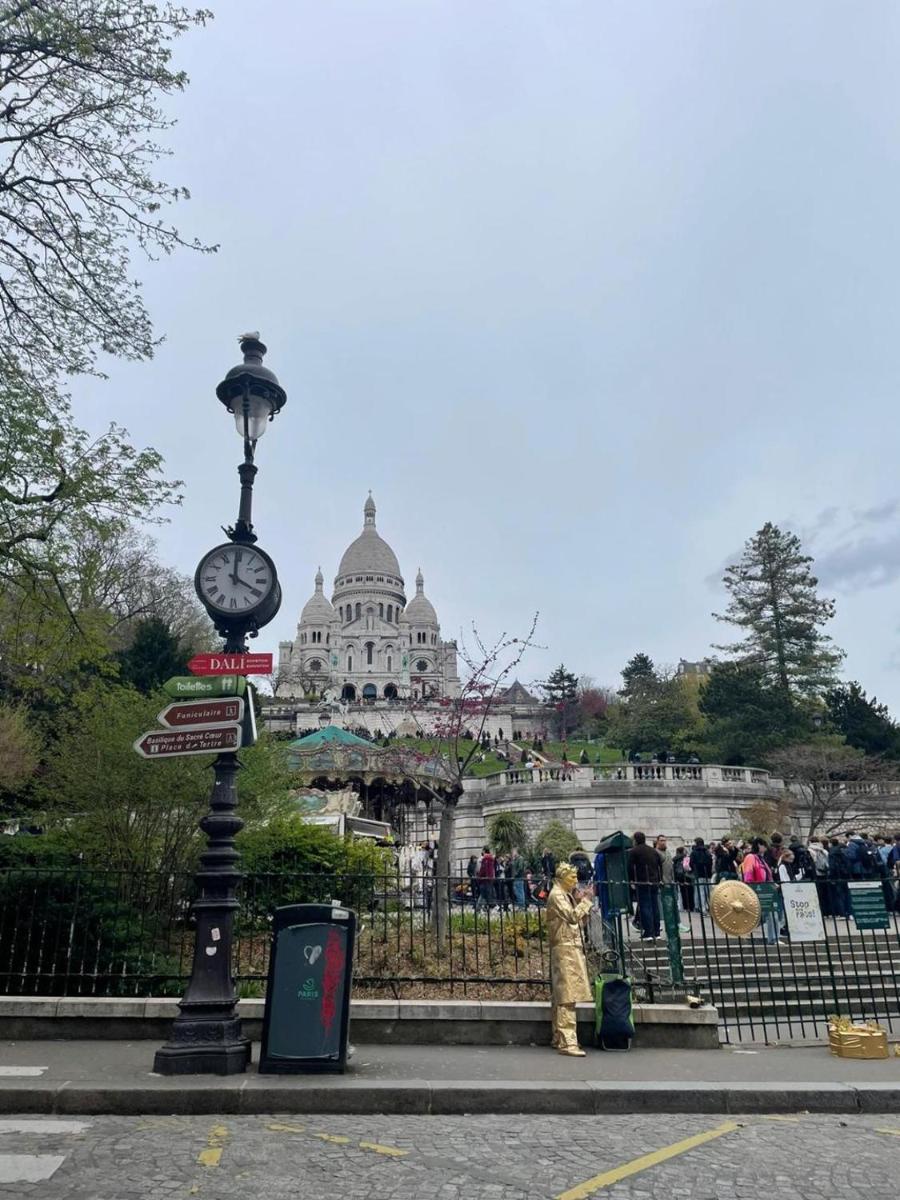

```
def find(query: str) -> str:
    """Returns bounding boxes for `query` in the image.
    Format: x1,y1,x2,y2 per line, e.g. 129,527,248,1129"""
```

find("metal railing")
0,868,551,999
1,867,898,1045
619,878,900,1043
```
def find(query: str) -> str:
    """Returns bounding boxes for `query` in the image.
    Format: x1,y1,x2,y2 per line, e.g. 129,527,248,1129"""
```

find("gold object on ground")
709,880,761,937
828,1015,889,1059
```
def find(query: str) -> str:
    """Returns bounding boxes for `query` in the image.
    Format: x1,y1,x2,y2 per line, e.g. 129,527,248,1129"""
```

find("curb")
0,1081,898,1116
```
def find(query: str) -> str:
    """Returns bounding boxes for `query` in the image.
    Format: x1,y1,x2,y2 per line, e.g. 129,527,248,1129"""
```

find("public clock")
194,543,281,631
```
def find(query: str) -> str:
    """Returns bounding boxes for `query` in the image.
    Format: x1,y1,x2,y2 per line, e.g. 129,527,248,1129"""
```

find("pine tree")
541,664,579,738
826,682,900,758
619,653,657,697
117,618,188,695
713,523,843,698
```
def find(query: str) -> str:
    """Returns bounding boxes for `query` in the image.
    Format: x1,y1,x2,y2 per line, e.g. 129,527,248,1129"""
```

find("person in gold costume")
546,862,594,1056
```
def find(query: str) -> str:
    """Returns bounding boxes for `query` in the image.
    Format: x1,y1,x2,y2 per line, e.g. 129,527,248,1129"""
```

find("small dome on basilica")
405,568,438,626
336,493,403,581
299,567,334,624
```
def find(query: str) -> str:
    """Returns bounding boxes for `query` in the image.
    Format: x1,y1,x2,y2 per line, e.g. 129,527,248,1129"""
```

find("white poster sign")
781,882,826,942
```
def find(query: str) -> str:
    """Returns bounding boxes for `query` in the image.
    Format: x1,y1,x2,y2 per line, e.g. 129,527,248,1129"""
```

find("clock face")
197,544,276,615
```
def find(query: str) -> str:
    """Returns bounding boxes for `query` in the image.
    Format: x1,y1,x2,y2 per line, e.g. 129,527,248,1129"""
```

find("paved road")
0,1112,897,1199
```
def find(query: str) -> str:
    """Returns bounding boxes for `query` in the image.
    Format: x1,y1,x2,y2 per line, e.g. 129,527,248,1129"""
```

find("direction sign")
133,725,241,759
162,675,246,699
187,653,273,677
157,698,244,729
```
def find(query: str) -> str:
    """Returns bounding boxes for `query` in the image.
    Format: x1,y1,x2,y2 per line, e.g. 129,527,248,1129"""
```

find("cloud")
811,500,900,592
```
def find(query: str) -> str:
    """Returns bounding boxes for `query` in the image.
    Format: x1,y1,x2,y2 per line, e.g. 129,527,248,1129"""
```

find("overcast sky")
70,1,900,706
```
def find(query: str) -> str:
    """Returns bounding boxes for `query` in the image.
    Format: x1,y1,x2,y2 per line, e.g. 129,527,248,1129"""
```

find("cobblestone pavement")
0,1112,897,1199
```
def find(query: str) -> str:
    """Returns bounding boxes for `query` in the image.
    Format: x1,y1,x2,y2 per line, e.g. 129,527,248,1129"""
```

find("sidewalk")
0,1040,898,1115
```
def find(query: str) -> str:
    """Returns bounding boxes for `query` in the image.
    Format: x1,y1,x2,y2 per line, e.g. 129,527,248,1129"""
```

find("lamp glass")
231,392,272,440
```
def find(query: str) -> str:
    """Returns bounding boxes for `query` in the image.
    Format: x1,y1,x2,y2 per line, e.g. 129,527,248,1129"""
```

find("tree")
606,655,699,756
0,372,183,697
699,661,805,764
826,682,900,759
0,1,213,384
116,617,188,694
764,739,893,839
488,811,528,856
0,704,38,795
382,616,539,947
535,819,581,862
620,653,657,697
34,682,293,875
541,663,579,739
714,523,844,698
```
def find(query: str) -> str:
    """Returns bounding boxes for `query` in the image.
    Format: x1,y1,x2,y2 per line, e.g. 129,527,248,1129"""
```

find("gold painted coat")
546,883,592,1004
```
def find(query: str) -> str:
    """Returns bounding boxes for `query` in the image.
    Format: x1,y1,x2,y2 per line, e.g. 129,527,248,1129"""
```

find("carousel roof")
288,725,372,750
287,726,455,790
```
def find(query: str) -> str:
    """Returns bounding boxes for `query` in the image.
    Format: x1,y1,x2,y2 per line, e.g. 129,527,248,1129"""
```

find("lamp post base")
153,1017,251,1076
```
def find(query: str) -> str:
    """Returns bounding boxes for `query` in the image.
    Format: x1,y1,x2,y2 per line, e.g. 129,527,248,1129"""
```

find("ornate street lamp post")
154,334,287,1075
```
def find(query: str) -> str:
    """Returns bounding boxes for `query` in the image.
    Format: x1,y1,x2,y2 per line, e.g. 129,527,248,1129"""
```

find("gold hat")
709,880,761,937
555,863,578,885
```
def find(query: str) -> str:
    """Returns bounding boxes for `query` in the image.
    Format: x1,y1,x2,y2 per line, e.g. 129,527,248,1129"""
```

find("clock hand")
230,549,242,585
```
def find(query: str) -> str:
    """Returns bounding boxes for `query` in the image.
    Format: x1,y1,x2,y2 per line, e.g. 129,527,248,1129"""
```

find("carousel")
287,724,456,846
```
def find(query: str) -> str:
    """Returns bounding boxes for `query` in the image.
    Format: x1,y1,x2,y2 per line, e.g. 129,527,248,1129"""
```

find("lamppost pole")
153,335,286,1076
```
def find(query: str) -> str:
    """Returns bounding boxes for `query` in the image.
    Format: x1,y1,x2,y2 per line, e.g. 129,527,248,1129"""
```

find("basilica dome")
335,493,403,583
299,568,334,623
404,568,438,626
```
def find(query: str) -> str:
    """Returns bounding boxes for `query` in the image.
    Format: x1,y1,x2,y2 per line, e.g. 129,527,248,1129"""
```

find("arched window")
341,684,356,701
355,603,361,620
362,683,377,702
384,683,397,700
339,607,343,621
366,642,374,666
379,603,384,617
347,655,353,671
386,655,392,672
387,604,393,622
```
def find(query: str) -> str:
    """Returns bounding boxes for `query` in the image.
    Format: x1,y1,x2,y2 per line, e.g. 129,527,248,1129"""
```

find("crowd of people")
625,829,900,943
452,829,900,942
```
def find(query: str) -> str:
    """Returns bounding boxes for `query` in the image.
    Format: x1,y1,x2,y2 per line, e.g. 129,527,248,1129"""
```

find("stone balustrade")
473,762,773,791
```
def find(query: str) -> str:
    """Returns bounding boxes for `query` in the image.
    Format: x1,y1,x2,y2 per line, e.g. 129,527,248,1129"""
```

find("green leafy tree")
34,683,293,874
0,704,39,796
0,1,213,384
714,523,844,698
826,682,900,759
699,661,805,764
116,617,189,694
606,655,699,756
536,819,581,862
488,811,528,856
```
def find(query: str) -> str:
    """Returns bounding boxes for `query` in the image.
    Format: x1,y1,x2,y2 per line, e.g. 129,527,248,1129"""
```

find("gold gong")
709,880,761,937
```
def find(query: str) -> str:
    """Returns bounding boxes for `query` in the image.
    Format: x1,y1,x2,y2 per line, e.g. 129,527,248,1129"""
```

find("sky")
69,1,900,706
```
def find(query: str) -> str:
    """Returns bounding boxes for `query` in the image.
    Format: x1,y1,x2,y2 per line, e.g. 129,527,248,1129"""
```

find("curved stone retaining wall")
454,764,782,861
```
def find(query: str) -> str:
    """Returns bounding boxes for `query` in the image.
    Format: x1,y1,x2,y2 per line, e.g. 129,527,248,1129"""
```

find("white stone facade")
275,495,461,707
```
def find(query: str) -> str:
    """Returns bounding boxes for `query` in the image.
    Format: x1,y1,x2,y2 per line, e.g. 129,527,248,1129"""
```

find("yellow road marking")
358,1141,408,1158
875,1128,900,1138
197,1123,229,1168
267,1122,307,1134
760,1115,801,1123
554,1121,741,1200
314,1133,350,1145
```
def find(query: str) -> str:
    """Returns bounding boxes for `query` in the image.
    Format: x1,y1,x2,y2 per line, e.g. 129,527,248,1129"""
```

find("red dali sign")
187,653,273,676
156,698,244,729
133,726,241,759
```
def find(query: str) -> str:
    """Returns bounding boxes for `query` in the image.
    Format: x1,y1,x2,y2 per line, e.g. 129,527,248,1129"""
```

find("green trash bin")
594,831,633,914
